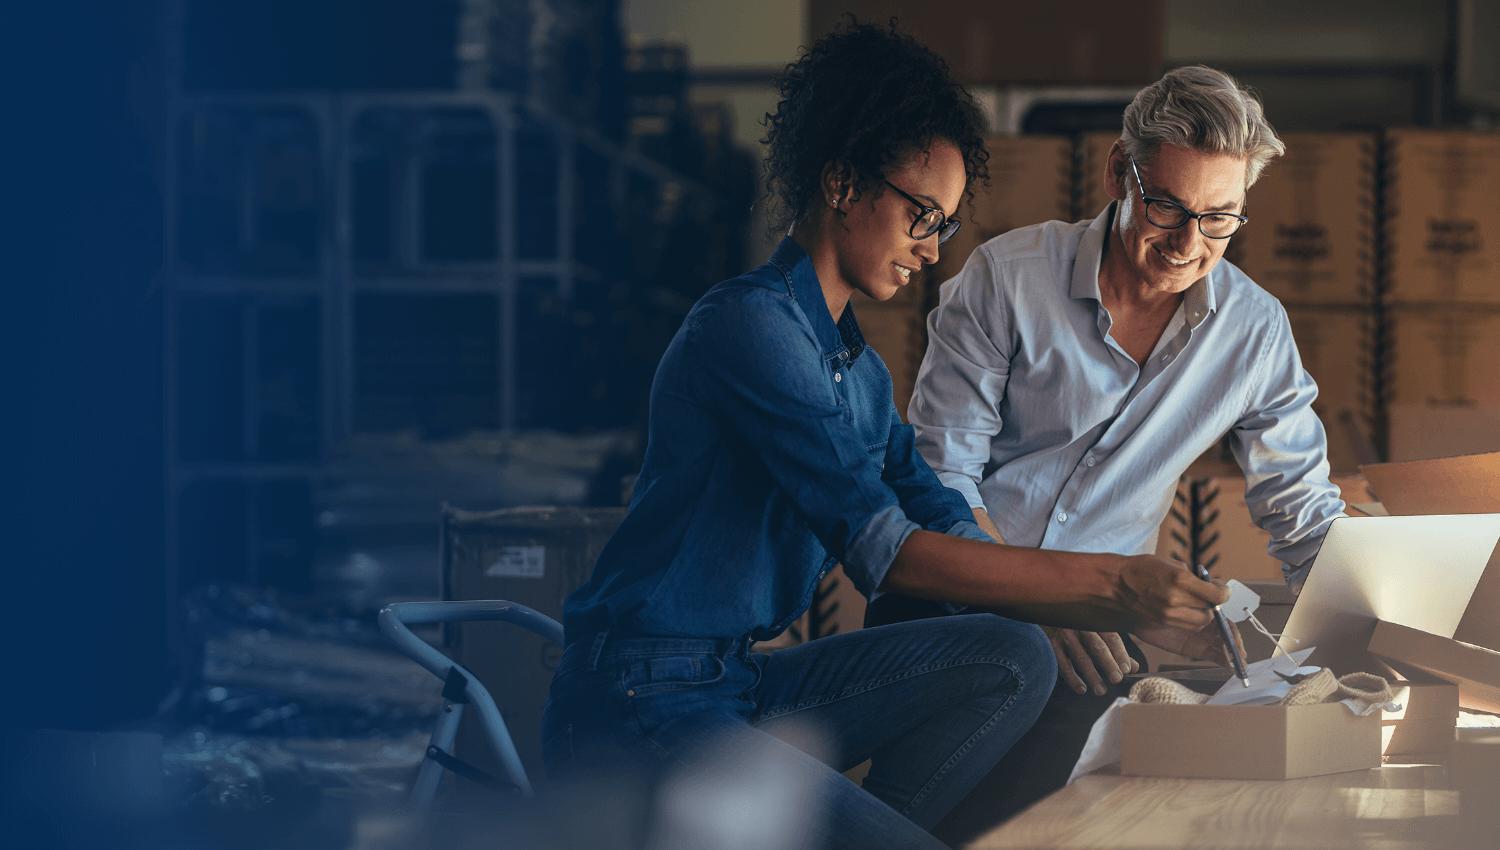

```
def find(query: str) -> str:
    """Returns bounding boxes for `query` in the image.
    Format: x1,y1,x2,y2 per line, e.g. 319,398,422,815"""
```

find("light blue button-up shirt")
911,204,1344,587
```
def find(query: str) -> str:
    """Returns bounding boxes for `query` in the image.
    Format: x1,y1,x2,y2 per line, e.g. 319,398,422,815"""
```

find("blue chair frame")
377,600,563,811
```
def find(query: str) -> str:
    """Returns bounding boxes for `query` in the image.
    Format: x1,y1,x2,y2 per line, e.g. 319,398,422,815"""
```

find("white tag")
1207,647,1317,705
485,546,545,578
1221,579,1261,623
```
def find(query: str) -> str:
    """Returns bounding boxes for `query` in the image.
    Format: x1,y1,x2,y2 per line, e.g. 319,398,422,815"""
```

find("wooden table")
966,766,1459,849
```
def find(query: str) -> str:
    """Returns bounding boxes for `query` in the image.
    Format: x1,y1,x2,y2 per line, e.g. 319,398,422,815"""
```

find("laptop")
1277,513,1500,674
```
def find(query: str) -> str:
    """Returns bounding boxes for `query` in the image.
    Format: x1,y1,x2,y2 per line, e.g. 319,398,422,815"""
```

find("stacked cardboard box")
859,135,1073,422
1228,134,1378,474
1236,133,1378,306
847,299,926,422
924,135,1073,292
1077,131,1119,220
1384,130,1500,461
1381,681,1460,761
443,505,627,782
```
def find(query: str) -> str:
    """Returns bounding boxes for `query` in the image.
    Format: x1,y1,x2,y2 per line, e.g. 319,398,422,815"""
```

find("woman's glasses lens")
913,211,961,245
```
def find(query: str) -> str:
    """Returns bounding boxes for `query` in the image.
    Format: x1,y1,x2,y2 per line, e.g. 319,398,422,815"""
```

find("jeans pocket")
620,653,728,696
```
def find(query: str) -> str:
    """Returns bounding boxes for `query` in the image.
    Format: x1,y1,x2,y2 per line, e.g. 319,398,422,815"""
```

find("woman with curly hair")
540,20,1225,847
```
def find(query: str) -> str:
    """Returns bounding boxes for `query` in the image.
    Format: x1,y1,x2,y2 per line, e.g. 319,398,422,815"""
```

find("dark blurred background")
5,1,1500,846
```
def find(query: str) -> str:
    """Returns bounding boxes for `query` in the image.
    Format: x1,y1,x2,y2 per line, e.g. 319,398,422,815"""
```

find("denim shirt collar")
1070,202,1218,328
769,236,870,364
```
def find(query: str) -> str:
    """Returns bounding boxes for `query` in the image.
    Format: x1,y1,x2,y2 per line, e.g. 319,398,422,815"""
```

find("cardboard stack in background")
1384,130,1500,462
442,505,627,782
922,135,1073,291
1234,133,1380,475
1077,131,1119,220
846,297,926,422
859,135,1073,422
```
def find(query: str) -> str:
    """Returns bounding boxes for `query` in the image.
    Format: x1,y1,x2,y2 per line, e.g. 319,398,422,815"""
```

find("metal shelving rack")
159,6,719,657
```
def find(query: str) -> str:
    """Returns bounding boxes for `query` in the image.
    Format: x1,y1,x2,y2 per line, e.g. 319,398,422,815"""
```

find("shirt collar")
768,236,868,362
1071,201,1219,327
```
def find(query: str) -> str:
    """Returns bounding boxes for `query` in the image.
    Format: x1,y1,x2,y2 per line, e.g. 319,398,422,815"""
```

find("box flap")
1360,451,1500,516
1369,620,1500,715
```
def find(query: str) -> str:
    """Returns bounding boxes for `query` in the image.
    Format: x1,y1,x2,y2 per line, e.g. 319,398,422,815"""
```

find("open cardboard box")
1382,681,1461,756
1120,702,1381,780
1121,451,1500,782
1370,621,1500,717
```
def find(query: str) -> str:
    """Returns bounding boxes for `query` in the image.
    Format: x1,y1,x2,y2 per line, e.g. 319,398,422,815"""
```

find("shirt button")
1160,354,1171,363
1086,457,1096,467
1056,512,1068,523
834,372,842,383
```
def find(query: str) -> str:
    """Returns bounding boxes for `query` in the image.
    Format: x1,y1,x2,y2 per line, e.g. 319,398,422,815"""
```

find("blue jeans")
541,614,1055,849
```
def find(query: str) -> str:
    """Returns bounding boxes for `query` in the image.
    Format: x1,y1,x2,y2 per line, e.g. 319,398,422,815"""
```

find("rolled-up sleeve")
1230,308,1347,587
909,248,1014,511
688,289,917,598
881,407,993,537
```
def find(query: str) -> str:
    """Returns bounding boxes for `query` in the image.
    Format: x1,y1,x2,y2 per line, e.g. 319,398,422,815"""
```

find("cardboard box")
1359,452,1500,653
1384,129,1500,305
807,2,1166,85
1119,701,1381,780
1369,620,1500,716
1234,133,1377,306
1381,680,1459,757
1388,405,1500,463
1078,131,1119,220
1390,308,1500,408
1285,306,1376,474
1384,681,1461,722
850,300,925,422
443,505,627,782
1452,733,1500,848
1382,717,1456,755
926,136,1073,292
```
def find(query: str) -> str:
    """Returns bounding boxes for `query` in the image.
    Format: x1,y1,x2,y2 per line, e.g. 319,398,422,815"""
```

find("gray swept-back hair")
1119,65,1284,188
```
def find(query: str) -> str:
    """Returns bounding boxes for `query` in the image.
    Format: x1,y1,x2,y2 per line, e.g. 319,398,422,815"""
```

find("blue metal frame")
377,599,563,809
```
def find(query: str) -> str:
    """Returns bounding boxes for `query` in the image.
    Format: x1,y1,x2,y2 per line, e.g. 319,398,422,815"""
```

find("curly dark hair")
761,18,989,234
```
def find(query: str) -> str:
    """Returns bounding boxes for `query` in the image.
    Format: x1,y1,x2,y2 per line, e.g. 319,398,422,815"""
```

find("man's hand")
1043,626,1139,695
1112,555,1229,630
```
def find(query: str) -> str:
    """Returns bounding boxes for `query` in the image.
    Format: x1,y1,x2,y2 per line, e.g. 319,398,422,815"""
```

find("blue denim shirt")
563,238,991,643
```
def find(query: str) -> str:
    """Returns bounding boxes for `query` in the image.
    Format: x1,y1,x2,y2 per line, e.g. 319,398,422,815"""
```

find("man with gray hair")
868,66,1346,843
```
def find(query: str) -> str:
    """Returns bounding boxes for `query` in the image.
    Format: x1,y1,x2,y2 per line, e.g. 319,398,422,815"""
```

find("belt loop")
588,628,610,672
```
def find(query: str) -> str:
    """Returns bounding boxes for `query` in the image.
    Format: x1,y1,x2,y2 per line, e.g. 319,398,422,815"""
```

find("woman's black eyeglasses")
1127,155,1248,239
883,180,962,245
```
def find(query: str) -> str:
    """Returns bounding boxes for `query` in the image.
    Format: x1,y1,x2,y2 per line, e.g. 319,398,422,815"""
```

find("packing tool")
1195,563,1250,686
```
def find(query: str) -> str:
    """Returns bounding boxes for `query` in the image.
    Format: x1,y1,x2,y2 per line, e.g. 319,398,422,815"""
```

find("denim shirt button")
834,372,842,383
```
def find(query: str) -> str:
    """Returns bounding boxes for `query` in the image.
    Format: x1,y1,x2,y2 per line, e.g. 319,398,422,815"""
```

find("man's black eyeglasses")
1127,155,1248,239
883,180,962,246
